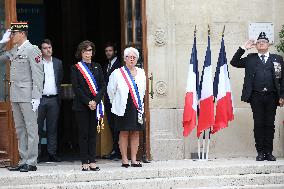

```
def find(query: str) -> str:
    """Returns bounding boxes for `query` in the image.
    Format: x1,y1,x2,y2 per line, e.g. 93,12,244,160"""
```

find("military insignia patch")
273,62,281,79
35,56,41,63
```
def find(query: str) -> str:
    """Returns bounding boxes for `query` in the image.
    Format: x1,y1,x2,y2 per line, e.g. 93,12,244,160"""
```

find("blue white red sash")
119,66,143,124
75,61,104,122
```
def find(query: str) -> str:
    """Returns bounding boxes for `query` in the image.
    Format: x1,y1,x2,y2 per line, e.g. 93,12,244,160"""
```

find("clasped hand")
279,98,284,107
88,100,97,110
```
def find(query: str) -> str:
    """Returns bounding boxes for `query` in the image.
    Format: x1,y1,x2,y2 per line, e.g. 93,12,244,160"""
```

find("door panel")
120,0,150,160
0,0,18,166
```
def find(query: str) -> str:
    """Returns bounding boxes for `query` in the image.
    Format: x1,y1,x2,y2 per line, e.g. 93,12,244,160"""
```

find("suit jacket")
103,57,123,112
0,41,44,102
230,47,284,103
71,62,106,111
103,57,123,83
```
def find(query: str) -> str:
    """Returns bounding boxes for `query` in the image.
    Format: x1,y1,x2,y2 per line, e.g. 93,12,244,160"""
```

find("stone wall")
147,0,284,160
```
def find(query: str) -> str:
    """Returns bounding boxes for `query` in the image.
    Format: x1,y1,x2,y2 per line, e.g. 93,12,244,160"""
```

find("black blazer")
230,47,284,103
103,57,123,83
71,62,106,111
52,57,64,95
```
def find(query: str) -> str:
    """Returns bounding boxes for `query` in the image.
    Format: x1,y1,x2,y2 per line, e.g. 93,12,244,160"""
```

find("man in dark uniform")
102,42,122,160
230,32,284,161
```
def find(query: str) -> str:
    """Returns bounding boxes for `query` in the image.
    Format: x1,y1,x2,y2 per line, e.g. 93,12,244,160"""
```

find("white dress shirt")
42,57,57,95
258,52,270,63
107,67,146,116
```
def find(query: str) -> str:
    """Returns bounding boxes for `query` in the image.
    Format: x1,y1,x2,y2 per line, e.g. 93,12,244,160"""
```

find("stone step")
180,184,284,189
0,159,283,188
2,173,284,189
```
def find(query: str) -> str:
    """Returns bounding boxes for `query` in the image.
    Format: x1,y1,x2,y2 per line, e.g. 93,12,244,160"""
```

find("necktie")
261,55,265,64
107,63,111,72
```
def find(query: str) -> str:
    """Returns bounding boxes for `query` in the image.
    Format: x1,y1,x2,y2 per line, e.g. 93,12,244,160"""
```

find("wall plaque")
249,22,274,44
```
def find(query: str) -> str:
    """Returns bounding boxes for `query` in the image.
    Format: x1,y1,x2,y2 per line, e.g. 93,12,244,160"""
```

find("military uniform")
0,36,44,167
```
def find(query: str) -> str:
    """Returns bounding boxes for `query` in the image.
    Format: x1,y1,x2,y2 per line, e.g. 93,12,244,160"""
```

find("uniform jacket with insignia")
230,47,284,103
0,41,44,102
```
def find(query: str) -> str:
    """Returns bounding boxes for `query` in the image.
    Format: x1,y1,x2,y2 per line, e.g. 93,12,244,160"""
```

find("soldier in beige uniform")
0,22,44,172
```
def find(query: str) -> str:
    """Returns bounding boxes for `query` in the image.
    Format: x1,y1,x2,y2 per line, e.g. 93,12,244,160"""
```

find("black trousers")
105,97,120,155
38,96,60,156
250,91,278,154
75,110,97,164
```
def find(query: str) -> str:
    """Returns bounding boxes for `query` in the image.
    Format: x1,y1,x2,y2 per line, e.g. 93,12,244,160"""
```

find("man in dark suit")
38,39,63,162
230,32,284,161
102,42,122,160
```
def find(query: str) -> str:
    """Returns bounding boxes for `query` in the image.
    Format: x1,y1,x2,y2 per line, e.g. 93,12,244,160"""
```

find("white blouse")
107,67,146,116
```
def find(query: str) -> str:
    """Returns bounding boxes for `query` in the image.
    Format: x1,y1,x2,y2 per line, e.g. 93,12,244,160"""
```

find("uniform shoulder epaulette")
32,45,41,55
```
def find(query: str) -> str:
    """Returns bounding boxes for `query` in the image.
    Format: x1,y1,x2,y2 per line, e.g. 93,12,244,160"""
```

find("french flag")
212,36,234,133
197,34,214,137
183,30,199,137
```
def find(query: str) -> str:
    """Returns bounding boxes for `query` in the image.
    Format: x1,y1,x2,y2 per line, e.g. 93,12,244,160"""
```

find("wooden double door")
0,0,149,165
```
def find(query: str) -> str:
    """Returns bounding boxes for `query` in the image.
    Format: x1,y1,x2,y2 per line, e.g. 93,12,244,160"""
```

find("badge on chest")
18,55,28,59
273,61,282,79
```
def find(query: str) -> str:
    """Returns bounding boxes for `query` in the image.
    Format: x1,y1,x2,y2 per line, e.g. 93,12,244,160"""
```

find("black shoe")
121,163,130,168
131,162,142,167
90,166,100,171
48,154,61,162
8,164,26,171
265,153,276,161
256,153,265,161
19,164,37,172
112,154,122,161
102,150,116,159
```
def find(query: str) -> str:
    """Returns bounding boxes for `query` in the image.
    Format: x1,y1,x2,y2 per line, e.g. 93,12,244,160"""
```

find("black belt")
252,90,276,95
42,94,58,98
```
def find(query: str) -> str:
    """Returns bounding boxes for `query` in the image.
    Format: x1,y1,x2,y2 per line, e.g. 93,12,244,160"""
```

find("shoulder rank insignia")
35,55,41,63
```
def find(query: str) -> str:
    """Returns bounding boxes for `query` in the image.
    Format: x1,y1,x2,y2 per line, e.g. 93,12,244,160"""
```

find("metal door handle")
149,73,154,99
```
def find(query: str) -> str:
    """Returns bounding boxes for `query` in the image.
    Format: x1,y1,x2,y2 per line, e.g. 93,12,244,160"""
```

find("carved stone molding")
154,28,166,46
155,81,167,96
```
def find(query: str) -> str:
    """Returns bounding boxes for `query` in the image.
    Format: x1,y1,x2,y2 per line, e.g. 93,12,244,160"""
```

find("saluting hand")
244,40,255,50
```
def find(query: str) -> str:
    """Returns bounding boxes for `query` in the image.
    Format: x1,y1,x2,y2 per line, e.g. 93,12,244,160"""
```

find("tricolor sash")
75,61,104,132
119,66,144,124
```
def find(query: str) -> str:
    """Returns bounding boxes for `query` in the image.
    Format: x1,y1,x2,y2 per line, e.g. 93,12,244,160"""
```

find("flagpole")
203,24,211,161
206,127,211,160
194,25,201,160
202,131,206,159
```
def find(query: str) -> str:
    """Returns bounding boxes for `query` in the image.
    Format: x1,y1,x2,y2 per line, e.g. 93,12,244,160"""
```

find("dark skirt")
114,93,145,131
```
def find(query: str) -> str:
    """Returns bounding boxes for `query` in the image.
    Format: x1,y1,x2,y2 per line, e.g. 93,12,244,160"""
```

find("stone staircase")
0,158,284,189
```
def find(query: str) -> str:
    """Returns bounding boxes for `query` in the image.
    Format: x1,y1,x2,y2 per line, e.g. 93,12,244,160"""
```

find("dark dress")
114,93,145,131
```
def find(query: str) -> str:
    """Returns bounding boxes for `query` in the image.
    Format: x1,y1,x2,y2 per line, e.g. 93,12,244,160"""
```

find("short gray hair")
124,47,139,59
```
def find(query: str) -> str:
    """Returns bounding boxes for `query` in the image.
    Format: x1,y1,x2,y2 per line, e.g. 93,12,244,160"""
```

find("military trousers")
11,102,39,166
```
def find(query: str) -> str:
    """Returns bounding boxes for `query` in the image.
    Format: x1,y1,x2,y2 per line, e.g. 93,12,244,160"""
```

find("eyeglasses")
126,56,137,60
10,31,20,36
256,40,269,44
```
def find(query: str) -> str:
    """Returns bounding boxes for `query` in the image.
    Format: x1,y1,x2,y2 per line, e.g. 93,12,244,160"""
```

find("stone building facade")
147,0,284,160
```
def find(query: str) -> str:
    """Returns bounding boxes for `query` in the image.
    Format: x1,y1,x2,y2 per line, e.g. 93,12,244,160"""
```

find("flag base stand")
191,152,209,160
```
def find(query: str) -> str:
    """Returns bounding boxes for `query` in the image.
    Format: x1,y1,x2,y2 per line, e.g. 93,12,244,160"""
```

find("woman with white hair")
107,47,146,167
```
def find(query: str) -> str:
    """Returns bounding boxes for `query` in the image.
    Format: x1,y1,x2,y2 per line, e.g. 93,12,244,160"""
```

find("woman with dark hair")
71,40,105,171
